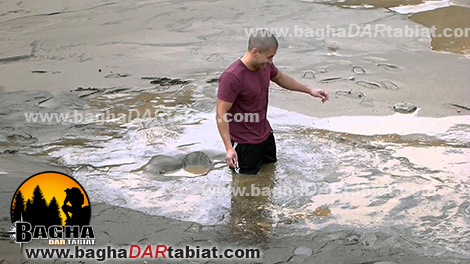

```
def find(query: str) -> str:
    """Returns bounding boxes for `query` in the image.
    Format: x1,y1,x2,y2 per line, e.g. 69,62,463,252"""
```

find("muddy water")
3,81,468,258
410,6,470,54
327,0,470,54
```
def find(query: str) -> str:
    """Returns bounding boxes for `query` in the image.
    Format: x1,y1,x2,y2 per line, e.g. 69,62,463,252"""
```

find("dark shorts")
231,132,277,175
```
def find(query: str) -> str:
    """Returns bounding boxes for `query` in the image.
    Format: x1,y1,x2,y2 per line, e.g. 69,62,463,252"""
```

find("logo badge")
9,171,94,246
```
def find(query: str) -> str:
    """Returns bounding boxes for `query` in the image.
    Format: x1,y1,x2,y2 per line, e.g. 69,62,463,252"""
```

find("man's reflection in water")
229,163,276,244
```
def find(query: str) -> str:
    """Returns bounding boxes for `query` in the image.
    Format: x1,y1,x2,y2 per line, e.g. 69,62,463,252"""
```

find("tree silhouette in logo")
11,185,63,228
11,190,25,222
47,197,63,226
24,198,33,223
29,185,48,226
62,187,90,226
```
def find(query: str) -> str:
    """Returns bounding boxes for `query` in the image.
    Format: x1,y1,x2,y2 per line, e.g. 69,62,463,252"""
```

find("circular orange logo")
10,172,91,227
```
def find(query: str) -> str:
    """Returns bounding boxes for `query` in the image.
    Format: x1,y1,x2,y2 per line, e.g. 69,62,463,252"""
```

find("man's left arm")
271,71,329,103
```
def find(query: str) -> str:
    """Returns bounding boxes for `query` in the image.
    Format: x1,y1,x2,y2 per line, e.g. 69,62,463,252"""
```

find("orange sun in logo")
11,172,90,226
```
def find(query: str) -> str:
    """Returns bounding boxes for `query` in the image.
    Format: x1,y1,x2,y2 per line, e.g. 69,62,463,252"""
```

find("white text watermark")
24,110,260,124
245,25,470,40
203,183,437,199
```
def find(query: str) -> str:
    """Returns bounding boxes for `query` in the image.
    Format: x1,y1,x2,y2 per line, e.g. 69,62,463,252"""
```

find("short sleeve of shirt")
217,72,241,103
269,63,279,79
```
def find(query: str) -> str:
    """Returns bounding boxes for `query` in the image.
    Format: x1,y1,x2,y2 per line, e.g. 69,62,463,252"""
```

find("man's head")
65,187,84,207
246,29,278,69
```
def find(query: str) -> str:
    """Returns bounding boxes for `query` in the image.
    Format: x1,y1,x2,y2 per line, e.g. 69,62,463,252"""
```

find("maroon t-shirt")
217,59,279,144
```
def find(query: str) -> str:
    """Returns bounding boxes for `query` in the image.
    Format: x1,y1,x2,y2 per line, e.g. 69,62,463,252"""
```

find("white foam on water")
269,106,470,136
390,0,451,14
312,113,470,136
393,146,470,173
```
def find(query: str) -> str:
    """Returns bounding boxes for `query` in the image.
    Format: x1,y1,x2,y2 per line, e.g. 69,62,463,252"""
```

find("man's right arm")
216,99,237,168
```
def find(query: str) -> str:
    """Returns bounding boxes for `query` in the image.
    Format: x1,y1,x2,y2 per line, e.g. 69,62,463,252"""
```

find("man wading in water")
216,30,330,174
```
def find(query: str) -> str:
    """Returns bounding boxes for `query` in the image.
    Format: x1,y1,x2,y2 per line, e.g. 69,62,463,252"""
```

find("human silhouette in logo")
62,187,90,226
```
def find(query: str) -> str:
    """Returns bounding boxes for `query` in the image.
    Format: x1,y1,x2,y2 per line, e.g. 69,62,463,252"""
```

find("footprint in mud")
302,66,330,78
381,80,400,90
314,66,328,73
302,70,315,79
360,97,375,107
320,77,345,83
351,66,366,74
377,63,400,71
335,89,374,107
335,89,365,99
356,80,381,89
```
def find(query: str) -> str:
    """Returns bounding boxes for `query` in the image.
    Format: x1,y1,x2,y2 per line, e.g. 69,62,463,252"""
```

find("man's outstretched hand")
226,147,238,169
310,89,330,103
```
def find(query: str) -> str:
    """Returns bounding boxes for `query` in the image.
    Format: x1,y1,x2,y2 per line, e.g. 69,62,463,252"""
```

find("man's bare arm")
271,71,329,103
216,99,237,168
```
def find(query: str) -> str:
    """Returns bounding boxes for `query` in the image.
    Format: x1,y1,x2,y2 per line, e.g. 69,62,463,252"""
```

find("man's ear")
251,47,259,56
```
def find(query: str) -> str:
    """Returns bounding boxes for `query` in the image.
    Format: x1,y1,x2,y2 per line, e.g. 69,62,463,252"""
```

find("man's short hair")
248,29,278,53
